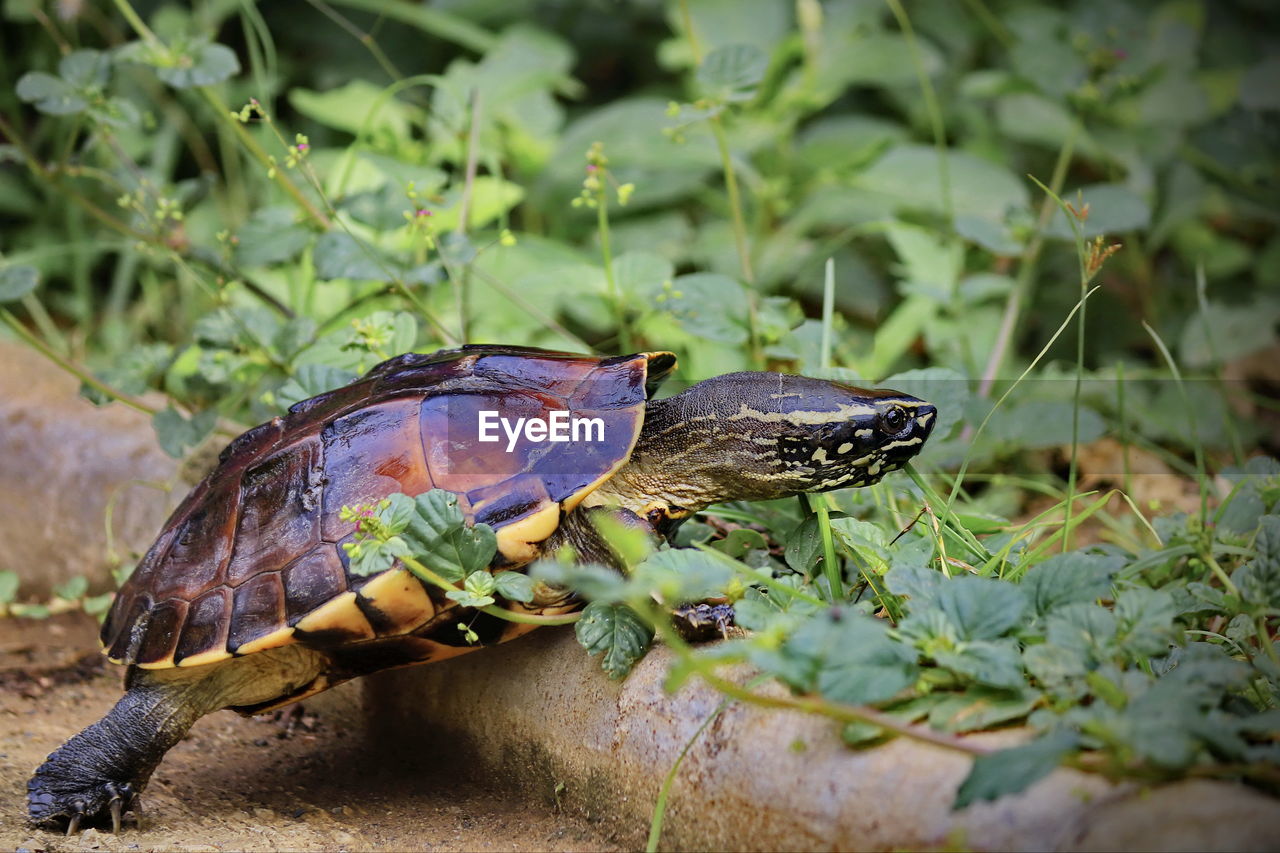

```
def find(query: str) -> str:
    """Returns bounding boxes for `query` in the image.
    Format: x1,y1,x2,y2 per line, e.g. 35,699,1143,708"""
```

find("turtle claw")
65,811,81,836
110,796,123,834
671,602,736,642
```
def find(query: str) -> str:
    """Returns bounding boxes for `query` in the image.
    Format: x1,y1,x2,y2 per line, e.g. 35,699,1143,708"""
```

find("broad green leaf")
400,490,497,581
1023,552,1120,617
803,614,919,705
290,79,416,137
936,639,1025,689
575,601,653,679
1045,603,1118,665
612,251,673,300
529,560,629,603
856,144,1030,225
710,528,768,559
314,232,399,281
0,264,39,303
1045,184,1151,240
659,273,750,344
1232,515,1280,610
59,49,111,89
494,571,535,604
696,44,767,102
636,548,734,603
152,406,218,458
276,364,358,411
953,730,1078,809
928,685,1039,733
15,72,84,115
1179,300,1280,368
885,564,943,607
54,576,88,600
1023,643,1088,690
935,575,1027,641
234,207,312,267
784,514,827,576
986,400,1106,450
1114,587,1178,658
155,41,240,88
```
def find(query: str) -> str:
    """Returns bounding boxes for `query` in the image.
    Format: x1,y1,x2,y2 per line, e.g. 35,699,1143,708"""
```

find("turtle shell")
101,345,677,670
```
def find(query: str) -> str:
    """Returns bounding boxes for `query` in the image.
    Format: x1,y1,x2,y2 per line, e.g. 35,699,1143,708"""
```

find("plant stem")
979,126,1079,397
596,182,634,352
885,0,952,228
399,554,581,627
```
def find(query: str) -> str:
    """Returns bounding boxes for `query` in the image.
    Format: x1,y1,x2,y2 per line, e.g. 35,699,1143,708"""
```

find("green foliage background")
1,0,1278,817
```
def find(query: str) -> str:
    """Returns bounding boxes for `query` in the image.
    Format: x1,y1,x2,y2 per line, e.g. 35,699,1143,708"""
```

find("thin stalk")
1142,321,1210,531
399,554,580,627
453,88,483,343
979,126,1079,397
904,464,990,563
885,0,952,228
596,184,634,352
820,257,835,370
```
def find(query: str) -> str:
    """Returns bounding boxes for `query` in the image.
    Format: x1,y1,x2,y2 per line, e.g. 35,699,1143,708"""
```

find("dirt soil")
0,614,623,852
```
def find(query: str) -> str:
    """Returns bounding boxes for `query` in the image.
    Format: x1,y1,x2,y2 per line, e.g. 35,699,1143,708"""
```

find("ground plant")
1,0,1277,841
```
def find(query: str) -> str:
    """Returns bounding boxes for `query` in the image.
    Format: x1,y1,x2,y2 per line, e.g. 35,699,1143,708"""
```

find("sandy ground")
0,614,623,852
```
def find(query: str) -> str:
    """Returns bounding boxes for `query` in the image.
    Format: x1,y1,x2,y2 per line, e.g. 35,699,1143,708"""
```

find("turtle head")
614,372,937,513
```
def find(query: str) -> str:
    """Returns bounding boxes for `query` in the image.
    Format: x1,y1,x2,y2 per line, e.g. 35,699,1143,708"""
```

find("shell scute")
319,398,432,541
134,598,187,668
228,571,287,653
282,546,348,626
174,588,231,666
227,438,322,585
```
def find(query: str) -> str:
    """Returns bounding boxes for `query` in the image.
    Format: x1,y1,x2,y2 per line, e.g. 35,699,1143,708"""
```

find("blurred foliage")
0,0,1278,814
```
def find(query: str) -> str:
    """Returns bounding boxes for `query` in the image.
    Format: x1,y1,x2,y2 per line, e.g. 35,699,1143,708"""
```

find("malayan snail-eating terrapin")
28,344,937,833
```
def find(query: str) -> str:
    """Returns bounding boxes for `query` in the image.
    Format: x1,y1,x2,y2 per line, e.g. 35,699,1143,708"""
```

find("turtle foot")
672,602,735,641
28,778,140,834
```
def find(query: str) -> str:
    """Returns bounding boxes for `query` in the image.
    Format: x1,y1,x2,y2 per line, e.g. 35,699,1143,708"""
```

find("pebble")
253,806,275,819
332,830,356,846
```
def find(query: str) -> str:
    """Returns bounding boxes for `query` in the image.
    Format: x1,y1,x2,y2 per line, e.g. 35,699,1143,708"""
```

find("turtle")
27,344,937,833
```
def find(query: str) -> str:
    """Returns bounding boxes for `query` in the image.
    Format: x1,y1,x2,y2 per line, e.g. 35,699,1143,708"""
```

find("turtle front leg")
27,671,209,833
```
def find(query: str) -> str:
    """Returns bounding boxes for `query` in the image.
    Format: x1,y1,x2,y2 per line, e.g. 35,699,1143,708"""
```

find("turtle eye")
880,405,907,433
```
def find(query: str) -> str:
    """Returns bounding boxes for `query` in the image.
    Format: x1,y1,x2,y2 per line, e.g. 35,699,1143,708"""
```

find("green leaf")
856,144,1030,225
16,71,86,115
276,364,358,411
928,685,1039,733
787,611,919,704
494,570,535,604
885,564,943,607
1179,300,1280,368
711,528,769,559
1045,184,1151,240
784,514,826,575
314,232,399,281
1023,642,1088,690
234,207,312,267
659,273,750,344
696,43,767,102
0,570,18,605
290,79,415,137
1114,587,1178,658
59,49,111,89
936,639,1026,689
151,406,218,458
1023,552,1119,617
401,491,497,582
53,575,88,600
0,264,39,303
987,400,1106,449
1045,603,1118,665
1232,515,1280,610
155,41,240,88
529,559,629,603
953,730,1078,809
635,548,734,604
575,601,654,679
936,575,1028,641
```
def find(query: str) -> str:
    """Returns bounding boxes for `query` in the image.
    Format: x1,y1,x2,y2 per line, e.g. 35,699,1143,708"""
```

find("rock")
365,629,1280,852
0,342,180,598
